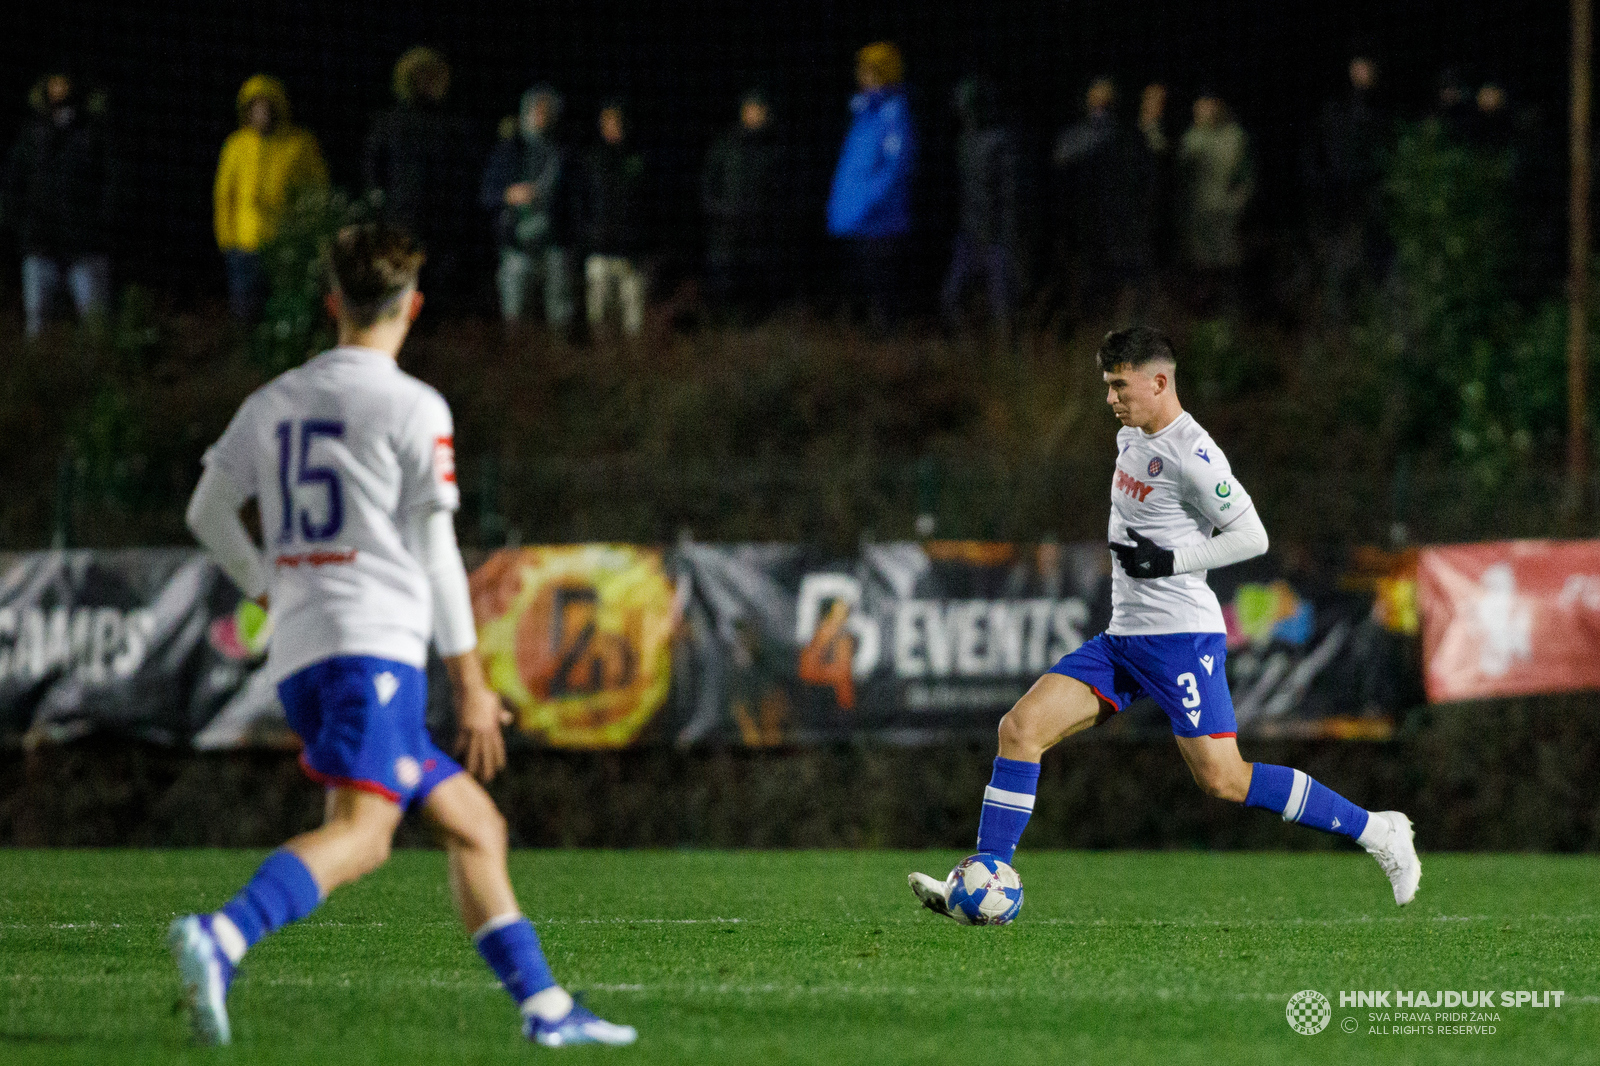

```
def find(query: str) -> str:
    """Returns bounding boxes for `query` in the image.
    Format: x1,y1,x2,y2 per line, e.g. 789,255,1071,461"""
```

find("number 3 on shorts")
1175,672,1201,709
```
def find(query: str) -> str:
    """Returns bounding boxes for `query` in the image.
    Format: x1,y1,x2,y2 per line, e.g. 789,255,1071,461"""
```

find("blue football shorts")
1048,632,1237,738
278,655,463,808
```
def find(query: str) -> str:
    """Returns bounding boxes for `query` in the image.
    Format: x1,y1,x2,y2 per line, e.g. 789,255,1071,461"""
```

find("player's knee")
361,828,393,872
472,805,509,854
1193,760,1250,803
997,708,1041,757
337,817,393,875
449,792,508,855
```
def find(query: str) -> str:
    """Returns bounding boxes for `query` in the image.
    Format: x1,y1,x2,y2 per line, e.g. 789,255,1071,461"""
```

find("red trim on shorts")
1087,684,1122,715
297,753,402,804
1207,732,1237,739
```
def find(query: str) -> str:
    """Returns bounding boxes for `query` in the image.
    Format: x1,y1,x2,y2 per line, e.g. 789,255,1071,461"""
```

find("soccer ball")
945,853,1023,925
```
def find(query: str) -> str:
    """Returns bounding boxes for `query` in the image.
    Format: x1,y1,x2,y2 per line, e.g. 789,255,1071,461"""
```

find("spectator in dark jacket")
481,85,574,329
827,42,915,331
4,71,118,338
1303,55,1388,324
1052,78,1156,320
579,101,649,336
363,47,477,307
701,89,791,321
939,77,1018,328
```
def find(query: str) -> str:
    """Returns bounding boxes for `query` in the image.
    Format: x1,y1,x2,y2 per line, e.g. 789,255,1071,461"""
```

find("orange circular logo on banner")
470,546,676,747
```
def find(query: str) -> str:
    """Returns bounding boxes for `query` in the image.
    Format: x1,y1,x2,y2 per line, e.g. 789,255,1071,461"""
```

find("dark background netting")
0,0,1572,306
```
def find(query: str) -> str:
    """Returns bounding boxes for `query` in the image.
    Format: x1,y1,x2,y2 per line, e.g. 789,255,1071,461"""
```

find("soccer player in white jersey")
167,223,635,1048
911,326,1420,915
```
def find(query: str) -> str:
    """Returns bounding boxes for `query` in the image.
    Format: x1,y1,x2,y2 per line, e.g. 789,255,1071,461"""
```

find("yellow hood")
236,74,291,126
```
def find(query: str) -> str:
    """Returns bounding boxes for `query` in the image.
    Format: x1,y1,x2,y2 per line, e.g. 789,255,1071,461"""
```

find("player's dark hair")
326,222,425,328
1096,326,1176,373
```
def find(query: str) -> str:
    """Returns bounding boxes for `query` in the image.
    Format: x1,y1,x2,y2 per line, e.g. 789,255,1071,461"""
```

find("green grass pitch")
1,850,1596,1065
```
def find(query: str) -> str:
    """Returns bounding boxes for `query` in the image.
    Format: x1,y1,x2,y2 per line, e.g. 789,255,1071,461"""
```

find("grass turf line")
0,850,1595,1065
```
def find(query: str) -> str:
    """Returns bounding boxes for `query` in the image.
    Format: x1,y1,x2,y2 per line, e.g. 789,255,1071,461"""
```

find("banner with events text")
0,542,1419,749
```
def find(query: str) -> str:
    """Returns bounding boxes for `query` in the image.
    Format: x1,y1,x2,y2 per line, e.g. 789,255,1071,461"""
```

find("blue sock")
976,757,1040,863
474,915,557,1007
1244,763,1369,841
217,849,323,951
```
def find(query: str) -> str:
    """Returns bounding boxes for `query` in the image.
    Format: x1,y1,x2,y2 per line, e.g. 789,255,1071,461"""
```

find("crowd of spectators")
0,45,1564,340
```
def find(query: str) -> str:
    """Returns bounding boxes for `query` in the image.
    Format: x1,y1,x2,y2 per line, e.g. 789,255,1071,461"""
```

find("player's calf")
1241,762,1371,840
1241,761,1421,905
1180,745,1253,803
288,790,402,891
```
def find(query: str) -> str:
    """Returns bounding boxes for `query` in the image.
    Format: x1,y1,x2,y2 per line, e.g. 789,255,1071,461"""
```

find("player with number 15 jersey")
168,223,634,1049
205,343,459,690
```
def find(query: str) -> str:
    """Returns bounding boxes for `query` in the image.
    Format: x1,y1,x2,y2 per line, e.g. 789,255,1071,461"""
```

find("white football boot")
167,915,232,1045
1360,811,1421,906
908,871,966,923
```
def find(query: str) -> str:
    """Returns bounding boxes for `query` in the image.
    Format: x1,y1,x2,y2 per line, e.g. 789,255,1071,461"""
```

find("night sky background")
1,0,1575,304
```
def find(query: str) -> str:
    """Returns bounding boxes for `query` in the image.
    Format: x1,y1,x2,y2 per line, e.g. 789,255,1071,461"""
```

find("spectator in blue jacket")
827,42,915,331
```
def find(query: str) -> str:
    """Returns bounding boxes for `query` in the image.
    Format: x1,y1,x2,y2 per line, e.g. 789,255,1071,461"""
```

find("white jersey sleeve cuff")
185,462,269,600
412,508,478,658
1171,505,1268,575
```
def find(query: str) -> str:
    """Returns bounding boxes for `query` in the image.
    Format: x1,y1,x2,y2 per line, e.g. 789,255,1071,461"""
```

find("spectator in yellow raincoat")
213,75,326,320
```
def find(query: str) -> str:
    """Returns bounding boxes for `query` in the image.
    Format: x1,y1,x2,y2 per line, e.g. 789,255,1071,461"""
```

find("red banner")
1419,539,1600,703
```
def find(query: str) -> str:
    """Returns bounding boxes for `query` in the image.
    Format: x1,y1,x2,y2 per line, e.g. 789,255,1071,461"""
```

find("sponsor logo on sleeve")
434,436,456,485
1215,481,1232,498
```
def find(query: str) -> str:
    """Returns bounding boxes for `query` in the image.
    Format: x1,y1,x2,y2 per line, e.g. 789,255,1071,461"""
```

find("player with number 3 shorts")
910,327,1421,919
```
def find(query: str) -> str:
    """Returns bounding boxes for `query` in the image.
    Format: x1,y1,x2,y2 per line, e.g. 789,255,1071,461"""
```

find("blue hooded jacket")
826,88,915,239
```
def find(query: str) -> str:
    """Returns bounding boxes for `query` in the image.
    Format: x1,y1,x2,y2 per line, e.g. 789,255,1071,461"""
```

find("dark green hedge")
4,696,1598,851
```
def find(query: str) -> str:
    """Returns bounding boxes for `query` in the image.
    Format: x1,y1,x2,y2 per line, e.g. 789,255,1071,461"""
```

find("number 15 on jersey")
275,420,345,545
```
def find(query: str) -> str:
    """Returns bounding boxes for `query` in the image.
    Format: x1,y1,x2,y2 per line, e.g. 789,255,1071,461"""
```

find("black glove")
1109,528,1174,579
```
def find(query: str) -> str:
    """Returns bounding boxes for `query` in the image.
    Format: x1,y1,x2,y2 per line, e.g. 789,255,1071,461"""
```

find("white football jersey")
1106,411,1253,635
203,346,459,681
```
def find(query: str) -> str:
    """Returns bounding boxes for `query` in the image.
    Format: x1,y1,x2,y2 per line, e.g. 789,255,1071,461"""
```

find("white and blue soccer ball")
945,853,1023,925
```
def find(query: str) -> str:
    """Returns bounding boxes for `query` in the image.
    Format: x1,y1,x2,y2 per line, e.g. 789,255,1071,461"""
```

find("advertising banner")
0,542,1416,749
670,540,1108,745
0,550,245,745
669,541,1408,744
1419,539,1600,703
471,545,678,748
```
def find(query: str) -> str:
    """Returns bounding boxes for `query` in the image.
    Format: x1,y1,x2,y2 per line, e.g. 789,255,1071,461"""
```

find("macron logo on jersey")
1114,468,1155,503
1195,447,1211,463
